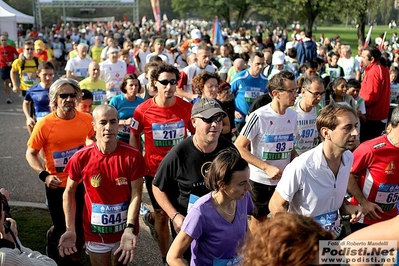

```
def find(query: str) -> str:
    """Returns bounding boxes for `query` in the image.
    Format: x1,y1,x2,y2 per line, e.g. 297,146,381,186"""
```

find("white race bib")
91,202,128,234
152,120,185,147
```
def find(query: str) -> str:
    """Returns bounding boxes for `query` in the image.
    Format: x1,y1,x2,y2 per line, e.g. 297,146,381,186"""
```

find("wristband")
38,170,50,182
125,223,136,231
170,212,180,222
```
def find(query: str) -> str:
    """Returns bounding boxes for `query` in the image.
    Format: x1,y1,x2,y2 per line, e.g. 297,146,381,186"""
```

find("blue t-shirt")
230,70,268,123
109,94,144,142
24,83,51,121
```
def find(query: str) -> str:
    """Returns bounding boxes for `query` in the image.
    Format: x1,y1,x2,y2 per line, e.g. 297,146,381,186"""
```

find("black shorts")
145,175,162,210
249,180,276,218
0,66,11,80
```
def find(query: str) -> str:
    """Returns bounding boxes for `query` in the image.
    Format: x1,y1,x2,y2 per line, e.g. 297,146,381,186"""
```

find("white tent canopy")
0,0,34,44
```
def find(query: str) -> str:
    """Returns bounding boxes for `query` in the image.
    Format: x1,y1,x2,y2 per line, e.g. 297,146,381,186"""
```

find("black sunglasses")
157,79,177,86
59,93,77,99
195,115,224,124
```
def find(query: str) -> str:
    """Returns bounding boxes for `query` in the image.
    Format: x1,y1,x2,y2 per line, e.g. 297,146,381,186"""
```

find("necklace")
193,135,205,153
213,193,236,216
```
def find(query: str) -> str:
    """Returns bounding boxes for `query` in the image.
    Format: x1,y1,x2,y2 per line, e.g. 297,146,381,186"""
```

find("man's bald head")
234,58,245,73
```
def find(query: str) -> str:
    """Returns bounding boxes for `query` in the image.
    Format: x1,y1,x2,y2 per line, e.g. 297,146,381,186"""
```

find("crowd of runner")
0,19,399,266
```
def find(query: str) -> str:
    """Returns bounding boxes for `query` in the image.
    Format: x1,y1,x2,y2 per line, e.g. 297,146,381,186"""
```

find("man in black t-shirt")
152,98,236,241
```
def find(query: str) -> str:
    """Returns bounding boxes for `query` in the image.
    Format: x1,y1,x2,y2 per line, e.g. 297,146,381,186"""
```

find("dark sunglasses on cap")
59,93,77,99
194,114,224,124
157,79,177,86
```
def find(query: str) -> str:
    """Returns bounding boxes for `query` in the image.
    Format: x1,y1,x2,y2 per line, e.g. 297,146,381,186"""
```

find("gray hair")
92,105,118,122
77,43,89,50
390,106,399,128
302,76,324,90
49,78,81,109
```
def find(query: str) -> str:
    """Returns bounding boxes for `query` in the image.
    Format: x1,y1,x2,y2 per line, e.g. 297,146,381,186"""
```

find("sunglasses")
195,115,224,124
157,79,177,86
59,93,77,99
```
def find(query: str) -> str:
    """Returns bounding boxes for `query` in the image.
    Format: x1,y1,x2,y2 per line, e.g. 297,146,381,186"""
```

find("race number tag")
75,68,88,79
92,90,106,106
244,88,264,103
375,184,399,211
152,120,185,147
52,145,83,172
36,111,50,122
23,72,38,85
91,202,128,234
187,194,200,214
213,257,241,266
262,134,294,160
314,210,341,239
118,125,131,137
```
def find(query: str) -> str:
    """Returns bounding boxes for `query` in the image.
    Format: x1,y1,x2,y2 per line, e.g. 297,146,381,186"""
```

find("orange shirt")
27,111,94,187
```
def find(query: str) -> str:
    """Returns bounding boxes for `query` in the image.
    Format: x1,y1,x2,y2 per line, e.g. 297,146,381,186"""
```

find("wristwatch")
125,223,136,231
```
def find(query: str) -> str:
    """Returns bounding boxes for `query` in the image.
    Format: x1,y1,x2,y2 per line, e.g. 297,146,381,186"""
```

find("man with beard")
269,104,362,239
26,78,95,263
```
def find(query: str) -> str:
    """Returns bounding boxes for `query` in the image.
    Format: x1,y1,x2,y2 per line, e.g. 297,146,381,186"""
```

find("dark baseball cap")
191,98,226,119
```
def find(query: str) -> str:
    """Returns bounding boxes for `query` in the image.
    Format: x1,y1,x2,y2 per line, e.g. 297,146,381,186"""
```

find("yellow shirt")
11,57,43,91
79,77,107,108
90,45,105,63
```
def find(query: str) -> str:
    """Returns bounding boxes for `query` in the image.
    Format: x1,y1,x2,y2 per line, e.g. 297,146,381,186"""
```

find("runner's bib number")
314,210,341,239
52,145,83,172
213,257,241,266
75,68,88,79
187,194,200,214
152,120,185,147
93,90,106,105
36,111,50,122
262,134,294,160
244,89,264,103
375,184,399,211
118,125,131,137
91,202,128,234
23,72,38,85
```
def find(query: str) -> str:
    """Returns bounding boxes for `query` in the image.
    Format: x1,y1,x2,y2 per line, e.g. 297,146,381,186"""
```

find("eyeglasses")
157,79,177,86
58,93,77,99
305,88,325,97
194,115,224,124
278,89,297,94
205,85,220,90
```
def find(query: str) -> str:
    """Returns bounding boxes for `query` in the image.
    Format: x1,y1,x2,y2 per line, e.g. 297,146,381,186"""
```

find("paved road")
0,80,163,265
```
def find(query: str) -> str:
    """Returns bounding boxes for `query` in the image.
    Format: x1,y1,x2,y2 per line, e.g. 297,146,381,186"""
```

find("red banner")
150,0,161,33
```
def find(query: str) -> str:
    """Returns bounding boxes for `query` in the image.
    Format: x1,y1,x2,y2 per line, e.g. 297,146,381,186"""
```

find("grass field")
313,25,398,49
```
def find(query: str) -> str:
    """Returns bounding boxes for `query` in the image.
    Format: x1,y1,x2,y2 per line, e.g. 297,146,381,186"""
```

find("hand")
6,218,18,237
171,213,185,234
114,228,136,265
106,82,115,90
58,231,77,257
26,117,36,129
360,201,383,220
45,175,62,189
343,204,363,223
12,86,18,94
234,111,244,119
264,165,282,180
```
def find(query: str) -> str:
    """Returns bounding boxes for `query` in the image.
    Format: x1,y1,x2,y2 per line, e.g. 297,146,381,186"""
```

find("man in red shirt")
360,46,390,142
0,36,18,103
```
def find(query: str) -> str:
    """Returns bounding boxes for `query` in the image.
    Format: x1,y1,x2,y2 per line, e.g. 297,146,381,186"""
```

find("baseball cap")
191,98,226,119
191,29,201,40
34,40,44,50
272,51,285,65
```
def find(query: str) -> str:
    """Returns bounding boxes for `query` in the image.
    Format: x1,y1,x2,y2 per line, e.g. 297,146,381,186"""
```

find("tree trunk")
357,2,368,47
